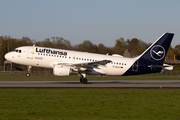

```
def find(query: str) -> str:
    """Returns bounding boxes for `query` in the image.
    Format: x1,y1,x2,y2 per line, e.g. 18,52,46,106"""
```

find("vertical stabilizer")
138,33,174,64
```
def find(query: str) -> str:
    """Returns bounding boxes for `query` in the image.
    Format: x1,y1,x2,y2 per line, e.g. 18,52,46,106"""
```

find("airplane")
4,33,174,84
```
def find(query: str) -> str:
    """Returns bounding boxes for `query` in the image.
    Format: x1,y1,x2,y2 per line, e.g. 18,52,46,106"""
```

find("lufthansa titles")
36,48,67,55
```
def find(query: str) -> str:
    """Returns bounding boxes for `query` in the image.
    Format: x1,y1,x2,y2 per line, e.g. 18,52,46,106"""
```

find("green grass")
0,89,180,120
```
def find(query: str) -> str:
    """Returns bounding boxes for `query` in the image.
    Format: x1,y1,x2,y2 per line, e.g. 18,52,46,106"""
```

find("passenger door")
27,48,34,59
132,60,138,72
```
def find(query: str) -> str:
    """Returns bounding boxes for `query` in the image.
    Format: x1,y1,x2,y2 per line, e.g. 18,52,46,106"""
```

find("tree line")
0,35,180,70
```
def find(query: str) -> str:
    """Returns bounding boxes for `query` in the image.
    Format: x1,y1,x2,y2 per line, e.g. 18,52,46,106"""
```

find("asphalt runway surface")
0,80,180,88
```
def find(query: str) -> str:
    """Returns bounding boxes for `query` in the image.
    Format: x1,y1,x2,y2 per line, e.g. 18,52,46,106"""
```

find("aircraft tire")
82,78,88,84
80,75,83,83
26,73,30,77
80,78,82,83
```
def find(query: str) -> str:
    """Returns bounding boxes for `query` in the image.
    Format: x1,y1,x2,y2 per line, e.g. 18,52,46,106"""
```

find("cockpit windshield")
13,49,21,53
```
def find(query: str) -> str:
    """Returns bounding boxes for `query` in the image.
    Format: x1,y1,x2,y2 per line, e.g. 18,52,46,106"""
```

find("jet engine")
53,65,71,76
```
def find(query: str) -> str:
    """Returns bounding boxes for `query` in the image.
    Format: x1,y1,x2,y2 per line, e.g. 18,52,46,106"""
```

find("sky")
0,0,180,47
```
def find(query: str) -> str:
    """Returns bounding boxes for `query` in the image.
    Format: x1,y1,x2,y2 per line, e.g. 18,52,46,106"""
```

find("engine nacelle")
53,65,71,76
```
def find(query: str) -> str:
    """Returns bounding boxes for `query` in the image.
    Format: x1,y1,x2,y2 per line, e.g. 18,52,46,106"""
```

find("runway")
0,80,180,88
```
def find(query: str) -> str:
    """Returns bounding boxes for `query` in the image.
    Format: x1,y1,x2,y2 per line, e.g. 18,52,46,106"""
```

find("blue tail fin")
138,33,174,64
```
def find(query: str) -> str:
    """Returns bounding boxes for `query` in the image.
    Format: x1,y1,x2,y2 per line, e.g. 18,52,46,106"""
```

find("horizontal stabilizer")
148,64,173,71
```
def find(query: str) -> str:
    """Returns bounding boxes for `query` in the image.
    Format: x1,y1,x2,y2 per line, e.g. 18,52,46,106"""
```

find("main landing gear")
80,73,88,84
26,66,32,77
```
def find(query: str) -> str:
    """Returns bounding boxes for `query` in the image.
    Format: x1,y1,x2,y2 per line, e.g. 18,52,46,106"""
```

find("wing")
57,60,112,73
72,60,111,68
58,60,111,68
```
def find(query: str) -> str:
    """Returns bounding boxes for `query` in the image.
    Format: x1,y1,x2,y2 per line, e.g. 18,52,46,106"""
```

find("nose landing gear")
26,66,32,77
26,73,30,77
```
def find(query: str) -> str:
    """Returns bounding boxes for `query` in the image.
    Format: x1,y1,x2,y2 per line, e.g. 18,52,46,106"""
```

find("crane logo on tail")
150,45,165,61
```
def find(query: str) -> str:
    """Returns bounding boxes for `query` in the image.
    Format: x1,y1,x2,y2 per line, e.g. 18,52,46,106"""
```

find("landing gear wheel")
82,78,87,84
80,76,83,83
26,73,30,77
26,66,32,77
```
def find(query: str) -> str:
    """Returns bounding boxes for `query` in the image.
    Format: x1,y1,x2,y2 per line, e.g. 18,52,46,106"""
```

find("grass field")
0,89,180,120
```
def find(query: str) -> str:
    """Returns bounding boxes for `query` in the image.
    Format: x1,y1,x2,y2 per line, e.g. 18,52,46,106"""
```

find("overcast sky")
0,0,179,47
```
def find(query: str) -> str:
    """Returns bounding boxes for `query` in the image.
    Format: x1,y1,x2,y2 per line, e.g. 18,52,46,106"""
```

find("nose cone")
4,53,11,61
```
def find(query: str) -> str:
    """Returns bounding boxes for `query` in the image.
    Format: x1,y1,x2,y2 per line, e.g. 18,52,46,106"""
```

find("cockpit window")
13,49,22,53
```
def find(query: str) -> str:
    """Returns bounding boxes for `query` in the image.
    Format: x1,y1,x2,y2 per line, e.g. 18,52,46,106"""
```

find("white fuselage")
5,46,137,76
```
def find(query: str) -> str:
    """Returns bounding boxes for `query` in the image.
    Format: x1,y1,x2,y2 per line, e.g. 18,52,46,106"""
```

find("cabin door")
132,60,138,72
27,48,34,59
